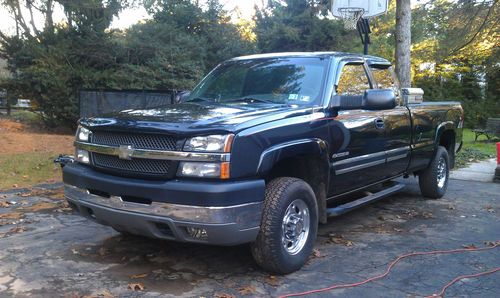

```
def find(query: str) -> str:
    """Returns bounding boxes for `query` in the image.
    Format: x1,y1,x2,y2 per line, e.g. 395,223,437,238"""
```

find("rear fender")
431,121,456,167
434,121,455,145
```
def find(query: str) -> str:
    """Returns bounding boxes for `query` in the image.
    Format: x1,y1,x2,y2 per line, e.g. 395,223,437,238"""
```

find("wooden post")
395,0,411,88
6,97,11,116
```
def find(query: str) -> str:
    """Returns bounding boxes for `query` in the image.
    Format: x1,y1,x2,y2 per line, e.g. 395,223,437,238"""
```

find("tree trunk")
395,0,411,88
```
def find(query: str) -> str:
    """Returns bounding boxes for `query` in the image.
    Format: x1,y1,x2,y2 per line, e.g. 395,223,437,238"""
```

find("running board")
326,182,405,217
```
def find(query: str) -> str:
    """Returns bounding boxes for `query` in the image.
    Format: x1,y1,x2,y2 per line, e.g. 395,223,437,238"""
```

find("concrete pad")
451,159,497,183
0,179,499,297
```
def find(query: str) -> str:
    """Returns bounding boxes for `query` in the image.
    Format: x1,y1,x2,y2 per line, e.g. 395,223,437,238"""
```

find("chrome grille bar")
75,141,230,162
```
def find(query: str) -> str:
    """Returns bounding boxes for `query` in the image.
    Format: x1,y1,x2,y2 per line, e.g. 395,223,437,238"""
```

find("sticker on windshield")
288,94,299,100
299,95,310,102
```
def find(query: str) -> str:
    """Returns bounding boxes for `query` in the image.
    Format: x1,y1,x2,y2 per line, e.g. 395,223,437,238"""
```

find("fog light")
186,227,208,239
76,149,90,164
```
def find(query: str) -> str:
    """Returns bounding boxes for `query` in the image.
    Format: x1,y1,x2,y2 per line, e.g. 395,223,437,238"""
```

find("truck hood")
79,102,314,136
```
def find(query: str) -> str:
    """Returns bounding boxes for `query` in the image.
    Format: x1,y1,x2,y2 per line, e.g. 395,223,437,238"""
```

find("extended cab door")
369,64,412,177
328,60,387,196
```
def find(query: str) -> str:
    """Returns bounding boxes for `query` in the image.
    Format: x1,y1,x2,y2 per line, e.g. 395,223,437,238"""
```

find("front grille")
92,131,179,151
92,153,174,176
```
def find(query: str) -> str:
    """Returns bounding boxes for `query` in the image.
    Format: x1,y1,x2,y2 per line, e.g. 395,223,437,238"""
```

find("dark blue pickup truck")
64,52,463,273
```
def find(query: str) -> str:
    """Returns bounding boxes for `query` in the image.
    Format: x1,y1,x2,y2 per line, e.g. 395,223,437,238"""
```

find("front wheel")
251,177,318,274
418,146,450,199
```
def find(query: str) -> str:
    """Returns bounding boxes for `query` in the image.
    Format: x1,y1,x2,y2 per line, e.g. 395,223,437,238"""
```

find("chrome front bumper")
65,185,262,245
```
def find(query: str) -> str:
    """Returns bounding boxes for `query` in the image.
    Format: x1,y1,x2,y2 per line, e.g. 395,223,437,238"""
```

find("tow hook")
54,155,75,169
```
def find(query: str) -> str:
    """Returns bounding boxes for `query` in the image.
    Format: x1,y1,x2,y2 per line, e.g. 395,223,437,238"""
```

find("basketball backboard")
331,0,389,18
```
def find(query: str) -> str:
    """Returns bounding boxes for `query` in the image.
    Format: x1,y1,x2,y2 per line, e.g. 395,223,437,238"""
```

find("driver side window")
337,64,371,96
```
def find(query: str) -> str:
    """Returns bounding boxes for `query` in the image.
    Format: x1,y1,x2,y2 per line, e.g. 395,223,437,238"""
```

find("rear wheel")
251,177,318,274
418,146,449,199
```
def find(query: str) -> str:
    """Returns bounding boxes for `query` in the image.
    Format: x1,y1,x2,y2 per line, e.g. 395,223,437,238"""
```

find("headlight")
183,135,233,152
76,126,91,142
178,162,230,179
76,149,90,164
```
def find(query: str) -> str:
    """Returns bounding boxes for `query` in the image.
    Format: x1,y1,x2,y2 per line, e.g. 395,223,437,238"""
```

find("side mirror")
174,91,191,103
329,89,396,111
363,89,396,110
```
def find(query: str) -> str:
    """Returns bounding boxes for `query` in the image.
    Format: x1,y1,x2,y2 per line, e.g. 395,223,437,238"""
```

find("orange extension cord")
279,242,499,298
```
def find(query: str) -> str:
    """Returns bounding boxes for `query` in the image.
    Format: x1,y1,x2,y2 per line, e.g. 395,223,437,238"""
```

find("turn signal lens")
177,162,230,179
220,162,230,179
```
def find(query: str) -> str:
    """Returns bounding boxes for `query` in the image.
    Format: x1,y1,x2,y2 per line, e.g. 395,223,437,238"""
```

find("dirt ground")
0,119,74,155
0,177,498,297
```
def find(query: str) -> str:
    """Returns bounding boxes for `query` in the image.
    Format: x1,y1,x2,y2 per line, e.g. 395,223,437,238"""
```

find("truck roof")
230,52,391,66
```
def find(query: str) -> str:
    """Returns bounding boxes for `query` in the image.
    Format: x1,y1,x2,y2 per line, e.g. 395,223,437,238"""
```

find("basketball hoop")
338,7,365,30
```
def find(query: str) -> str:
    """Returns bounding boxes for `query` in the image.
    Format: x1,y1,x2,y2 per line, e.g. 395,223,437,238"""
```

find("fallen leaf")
214,293,235,298
9,226,27,234
62,291,81,298
312,249,321,258
98,247,108,257
329,234,355,246
83,289,115,298
394,228,403,232
20,201,58,212
485,205,495,213
127,283,145,291
422,212,434,219
12,184,18,188
0,212,23,220
265,275,279,287
20,193,31,197
0,201,12,208
130,273,148,279
462,244,476,249
238,285,256,295
484,241,499,247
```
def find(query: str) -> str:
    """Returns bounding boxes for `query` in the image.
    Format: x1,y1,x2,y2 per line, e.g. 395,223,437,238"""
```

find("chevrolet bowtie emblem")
118,145,134,160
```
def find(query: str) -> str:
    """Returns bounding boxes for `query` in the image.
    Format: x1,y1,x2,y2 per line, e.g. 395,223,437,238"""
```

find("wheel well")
439,130,456,168
265,154,329,224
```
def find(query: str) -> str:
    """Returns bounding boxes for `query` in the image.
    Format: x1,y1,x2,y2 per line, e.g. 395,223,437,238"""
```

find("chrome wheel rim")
437,157,447,188
282,199,310,255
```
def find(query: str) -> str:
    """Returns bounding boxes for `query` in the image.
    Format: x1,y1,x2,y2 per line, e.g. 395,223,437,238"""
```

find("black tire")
251,177,318,274
418,146,450,199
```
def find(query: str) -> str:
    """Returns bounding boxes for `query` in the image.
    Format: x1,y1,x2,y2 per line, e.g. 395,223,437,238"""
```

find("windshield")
187,57,329,106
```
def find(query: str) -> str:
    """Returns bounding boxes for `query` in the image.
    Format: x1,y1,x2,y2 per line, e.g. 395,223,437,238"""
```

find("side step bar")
326,182,405,217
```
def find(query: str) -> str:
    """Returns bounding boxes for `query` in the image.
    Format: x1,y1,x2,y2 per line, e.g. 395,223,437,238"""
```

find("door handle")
374,118,385,129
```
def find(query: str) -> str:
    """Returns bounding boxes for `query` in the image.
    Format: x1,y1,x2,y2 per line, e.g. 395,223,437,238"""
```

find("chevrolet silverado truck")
63,52,463,274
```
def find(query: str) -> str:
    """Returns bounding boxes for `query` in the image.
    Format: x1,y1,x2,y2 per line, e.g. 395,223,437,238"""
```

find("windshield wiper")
186,97,215,103
226,97,275,104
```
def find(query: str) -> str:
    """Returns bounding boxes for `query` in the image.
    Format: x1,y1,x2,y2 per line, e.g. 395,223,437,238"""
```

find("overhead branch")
45,0,54,33
26,0,41,36
448,0,498,56
14,0,33,37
